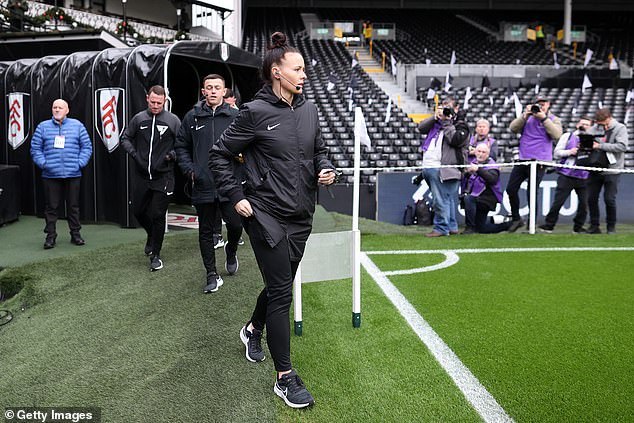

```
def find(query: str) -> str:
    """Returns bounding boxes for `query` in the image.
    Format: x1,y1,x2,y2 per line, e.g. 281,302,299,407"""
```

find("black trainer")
70,233,85,246
274,370,315,409
44,235,57,250
538,224,554,233
240,325,265,362
587,226,602,234
508,219,525,233
225,244,239,275
572,227,587,234
213,235,225,250
203,273,223,293
150,255,163,272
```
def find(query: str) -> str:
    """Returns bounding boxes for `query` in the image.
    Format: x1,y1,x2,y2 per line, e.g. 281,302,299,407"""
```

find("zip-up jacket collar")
254,84,306,109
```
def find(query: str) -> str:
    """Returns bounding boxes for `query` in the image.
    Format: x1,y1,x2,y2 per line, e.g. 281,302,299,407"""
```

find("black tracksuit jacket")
121,109,181,181
175,101,238,204
209,84,334,246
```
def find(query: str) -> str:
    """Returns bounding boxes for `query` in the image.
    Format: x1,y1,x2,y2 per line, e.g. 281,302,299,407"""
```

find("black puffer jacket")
121,109,181,180
210,84,333,224
175,101,238,204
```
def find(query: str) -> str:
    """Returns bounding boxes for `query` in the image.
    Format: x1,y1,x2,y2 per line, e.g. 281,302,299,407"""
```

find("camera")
442,107,455,118
530,104,542,114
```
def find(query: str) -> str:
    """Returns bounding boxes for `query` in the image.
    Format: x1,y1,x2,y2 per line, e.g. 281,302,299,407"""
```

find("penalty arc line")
360,252,515,423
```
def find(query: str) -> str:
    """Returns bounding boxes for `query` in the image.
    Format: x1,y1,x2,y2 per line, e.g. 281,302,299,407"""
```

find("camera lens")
443,107,453,117
531,104,541,114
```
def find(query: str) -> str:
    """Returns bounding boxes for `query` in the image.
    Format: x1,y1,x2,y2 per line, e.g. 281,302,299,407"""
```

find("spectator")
468,118,498,161
121,85,181,271
461,143,511,234
30,99,92,249
506,94,562,232
586,108,628,234
175,74,242,293
539,117,593,234
417,97,469,237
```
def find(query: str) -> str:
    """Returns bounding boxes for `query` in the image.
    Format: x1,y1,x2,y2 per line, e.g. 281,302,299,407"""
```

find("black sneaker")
538,224,554,233
587,226,602,234
274,370,315,409
508,219,525,233
225,244,239,275
144,236,153,256
150,255,163,271
572,227,587,234
461,227,476,235
203,272,223,293
240,325,265,362
43,235,57,249
213,235,225,250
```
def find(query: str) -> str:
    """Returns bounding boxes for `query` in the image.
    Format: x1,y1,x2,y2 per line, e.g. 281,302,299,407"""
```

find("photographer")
538,117,592,234
461,143,511,234
468,119,498,161
417,96,469,237
586,108,628,234
506,95,562,232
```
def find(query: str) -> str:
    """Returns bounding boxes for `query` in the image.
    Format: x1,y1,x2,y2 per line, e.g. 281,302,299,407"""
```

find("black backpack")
415,200,434,226
403,204,417,225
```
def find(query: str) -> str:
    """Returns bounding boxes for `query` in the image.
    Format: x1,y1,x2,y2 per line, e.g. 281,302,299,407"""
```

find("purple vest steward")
558,133,589,179
420,121,441,152
469,135,495,149
519,115,554,161
463,158,503,203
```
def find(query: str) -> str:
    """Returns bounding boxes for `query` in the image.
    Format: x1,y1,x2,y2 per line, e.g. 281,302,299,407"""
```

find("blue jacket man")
31,99,92,249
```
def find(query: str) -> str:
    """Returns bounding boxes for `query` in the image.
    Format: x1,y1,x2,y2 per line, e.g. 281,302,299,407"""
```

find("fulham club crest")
95,88,126,152
7,92,31,150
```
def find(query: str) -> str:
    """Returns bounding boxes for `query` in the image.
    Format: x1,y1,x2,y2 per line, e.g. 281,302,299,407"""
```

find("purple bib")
558,133,589,179
519,116,554,161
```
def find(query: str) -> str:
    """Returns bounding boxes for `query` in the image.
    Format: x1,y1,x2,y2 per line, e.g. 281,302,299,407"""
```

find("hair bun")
269,32,288,49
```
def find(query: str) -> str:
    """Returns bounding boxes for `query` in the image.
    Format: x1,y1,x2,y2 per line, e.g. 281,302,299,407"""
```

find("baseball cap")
534,94,549,103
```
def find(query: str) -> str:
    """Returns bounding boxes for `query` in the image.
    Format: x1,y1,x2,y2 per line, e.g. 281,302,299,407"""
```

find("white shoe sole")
203,278,223,293
240,326,264,363
273,383,313,409
150,260,163,271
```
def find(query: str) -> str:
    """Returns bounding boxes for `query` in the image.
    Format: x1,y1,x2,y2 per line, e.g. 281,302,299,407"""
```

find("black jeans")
544,175,588,229
245,217,311,372
587,172,620,229
132,181,171,257
463,195,510,233
505,162,546,221
43,177,81,237
195,201,242,275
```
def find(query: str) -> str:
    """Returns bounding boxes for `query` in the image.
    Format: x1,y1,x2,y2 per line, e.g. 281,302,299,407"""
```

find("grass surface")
1,210,633,422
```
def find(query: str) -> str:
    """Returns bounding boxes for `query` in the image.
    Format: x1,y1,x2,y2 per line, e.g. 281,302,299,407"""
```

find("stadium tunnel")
1,41,262,227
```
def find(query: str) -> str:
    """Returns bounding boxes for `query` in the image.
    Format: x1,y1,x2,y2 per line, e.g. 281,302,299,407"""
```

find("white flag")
426,88,436,100
513,93,523,119
626,89,634,104
582,74,593,92
489,96,494,106
534,73,541,95
390,54,397,77
348,98,354,112
7,92,26,149
351,58,358,68
625,106,632,124
450,50,456,66
384,98,392,123
354,106,371,148
598,101,604,109
553,52,560,69
463,86,473,110
491,114,498,126
584,49,593,67
609,57,619,70
444,72,453,93
425,58,431,66
311,59,317,67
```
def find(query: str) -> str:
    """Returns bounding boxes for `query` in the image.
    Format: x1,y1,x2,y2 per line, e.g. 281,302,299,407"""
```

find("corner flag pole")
352,115,362,328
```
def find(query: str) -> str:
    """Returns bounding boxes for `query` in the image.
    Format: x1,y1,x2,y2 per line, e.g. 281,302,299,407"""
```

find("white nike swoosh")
195,125,205,131
166,192,173,195
267,123,281,131
140,125,148,129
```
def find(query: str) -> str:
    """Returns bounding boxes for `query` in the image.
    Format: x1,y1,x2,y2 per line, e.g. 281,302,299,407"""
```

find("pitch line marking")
383,252,460,275
367,247,634,255
360,253,515,423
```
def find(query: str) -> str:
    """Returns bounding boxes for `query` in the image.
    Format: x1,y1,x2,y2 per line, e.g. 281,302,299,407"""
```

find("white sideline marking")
367,247,634,255
383,252,460,276
360,252,515,423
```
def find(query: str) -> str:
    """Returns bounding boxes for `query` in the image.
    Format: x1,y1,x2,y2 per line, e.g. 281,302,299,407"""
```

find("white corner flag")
584,49,594,68
354,107,371,148
582,74,593,93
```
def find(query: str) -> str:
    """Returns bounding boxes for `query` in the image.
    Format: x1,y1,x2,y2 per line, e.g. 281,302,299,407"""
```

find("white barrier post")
528,161,537,234
352,119,361,328
293,264,303,336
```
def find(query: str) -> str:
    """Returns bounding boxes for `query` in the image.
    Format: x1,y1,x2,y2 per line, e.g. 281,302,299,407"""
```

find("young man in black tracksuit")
210,32,336,409
121,85,181,271
175,74,242,293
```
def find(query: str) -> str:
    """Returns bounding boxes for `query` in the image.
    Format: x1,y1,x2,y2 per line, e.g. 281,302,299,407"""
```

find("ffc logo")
6,92,30,150
94,88,126,153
